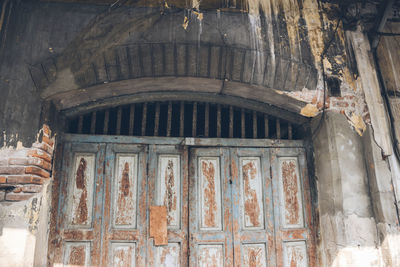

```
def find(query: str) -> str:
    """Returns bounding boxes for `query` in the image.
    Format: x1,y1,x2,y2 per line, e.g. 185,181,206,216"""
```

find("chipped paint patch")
349,113,366,136
300,104,319,117
182,16,189,30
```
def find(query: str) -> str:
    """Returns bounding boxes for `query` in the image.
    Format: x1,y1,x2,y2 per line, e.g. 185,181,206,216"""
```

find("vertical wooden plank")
179,102,185,137
116,107,122,135
112,154,138,228
264,115,269,138
104,110,109,135
167,102,172,137
68,154,96,227
90,111,96,134
141,103,147,136
276,119,281,139
205,103,209,137
199,157,222,230
241,108,245,138
229,106,233,138
288,123,293,140
192,102,197,137
253,111,257,139
129,104,135,136
154,103,160,136
217,104,221,138
77,115,83,134
278,157,304,228
240,157,264,228
157,155,181,228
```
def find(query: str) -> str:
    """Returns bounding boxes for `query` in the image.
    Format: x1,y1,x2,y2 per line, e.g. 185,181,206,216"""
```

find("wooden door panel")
230,148,276,267
109,242,136,267
154,243,181,266
148,145,188,267
54,143,105,266
271,148,315,267
242,243,267,267
103,144,148,267
189,148,233,267
112,154,138,229
278,157,304,229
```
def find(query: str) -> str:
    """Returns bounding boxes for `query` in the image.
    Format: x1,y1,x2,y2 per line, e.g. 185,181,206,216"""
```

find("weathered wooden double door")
50,139,314,266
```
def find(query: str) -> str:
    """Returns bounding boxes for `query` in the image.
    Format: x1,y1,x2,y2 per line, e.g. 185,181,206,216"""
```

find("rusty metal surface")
149,206,168,246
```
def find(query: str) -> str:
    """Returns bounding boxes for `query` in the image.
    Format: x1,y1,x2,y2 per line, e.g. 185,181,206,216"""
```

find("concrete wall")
313,111,400,266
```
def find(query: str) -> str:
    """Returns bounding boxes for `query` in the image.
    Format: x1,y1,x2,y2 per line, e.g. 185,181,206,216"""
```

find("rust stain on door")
282,160,300,225
164,160,177,225
150,206,168,245
242,161,260,227
113,247,133,267
74,158,88,225
68,245,86,266
290,248,304,267
116,162,134,225
202,161,217,227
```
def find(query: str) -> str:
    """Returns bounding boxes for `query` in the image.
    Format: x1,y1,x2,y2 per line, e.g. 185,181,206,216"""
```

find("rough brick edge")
0,124,55,202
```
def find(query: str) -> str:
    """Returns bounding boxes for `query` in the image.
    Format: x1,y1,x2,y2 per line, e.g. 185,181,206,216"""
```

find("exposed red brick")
21,185,43,193
0,176,6,183
5,192,34,201
28,149,52,163
32,142,54,154
42,135,54,147
42,124,51,136
25,166,50,178
9,157,52,171
7,175,45,185
13,187,22,193
0,166,25,175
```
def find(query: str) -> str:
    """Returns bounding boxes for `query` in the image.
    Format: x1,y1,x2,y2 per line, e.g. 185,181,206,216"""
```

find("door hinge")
269,165,273,179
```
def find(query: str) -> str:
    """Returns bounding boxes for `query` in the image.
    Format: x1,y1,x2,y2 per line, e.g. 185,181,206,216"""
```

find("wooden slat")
90,111,96,134
167,102,172,137
241,108,245,138
192,102,197,137
180,102,185,137
288,122,293,140
141,103,147,136
154,102,160,136
217,104,221,138
129,104,135,136
276,118,281,139
253,111,257,139
116,107,122,135
103,110,109,134
264,115,269,138
77,115,83,134
205,103,209,137
229,106,233,138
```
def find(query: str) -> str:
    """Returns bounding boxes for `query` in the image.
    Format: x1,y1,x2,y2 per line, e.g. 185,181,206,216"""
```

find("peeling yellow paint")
182,16,189,30
192,0,200,10
301,104,319,117
193,11,203,21
350,114,366,136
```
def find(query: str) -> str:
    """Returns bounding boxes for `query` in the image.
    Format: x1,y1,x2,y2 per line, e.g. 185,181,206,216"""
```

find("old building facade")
0,0,399,266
